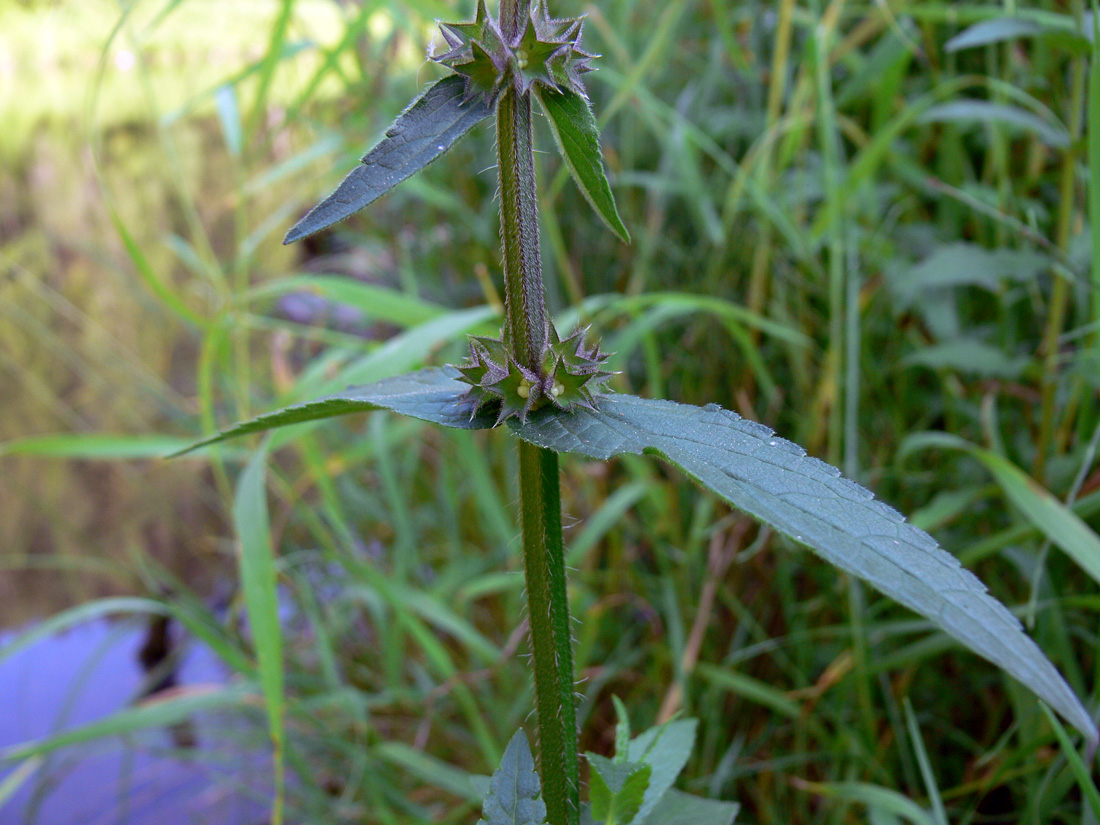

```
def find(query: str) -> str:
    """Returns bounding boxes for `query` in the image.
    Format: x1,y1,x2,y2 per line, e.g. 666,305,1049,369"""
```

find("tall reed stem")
496,2,579,822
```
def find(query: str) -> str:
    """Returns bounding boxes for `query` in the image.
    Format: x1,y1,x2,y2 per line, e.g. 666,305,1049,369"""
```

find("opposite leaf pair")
177,366,1098,745
283,2,628,248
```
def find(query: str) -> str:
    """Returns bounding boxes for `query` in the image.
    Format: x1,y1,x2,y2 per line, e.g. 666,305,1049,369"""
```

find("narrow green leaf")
284,76,492,244
944,14,1092,54
901,340,1029,379
886,243,1048,311
0,597,168,667
0,433,241,460
612,697,632,759
567,482,648,565
1090,8,1100,335
0,757,41,806
811,783,938,825
918,100,1070,148
171,367,495,456
638,790,739,825
246,274,446,327
587,754,651,825
1038,703,1100,820
901,433,1100,586
902,700,948,825
232,449,286,823
1,686,252,762
105,201,205,327
248,0,295,134
945,18,1045,51
477,730,547,825
535,87,631,244
377,742,485,803
695,663,802,720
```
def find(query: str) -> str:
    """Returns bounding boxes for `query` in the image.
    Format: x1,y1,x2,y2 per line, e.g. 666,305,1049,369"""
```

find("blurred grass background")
3,0,1100,822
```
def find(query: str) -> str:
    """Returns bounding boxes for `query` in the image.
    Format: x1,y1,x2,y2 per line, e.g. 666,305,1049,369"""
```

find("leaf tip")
283,221,308,245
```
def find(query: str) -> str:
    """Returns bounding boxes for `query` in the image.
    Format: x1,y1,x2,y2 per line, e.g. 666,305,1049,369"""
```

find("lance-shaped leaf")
535,87,630,244
508,393,1097,744
169,368,496,456
170,368,1097,744
284,75,492,244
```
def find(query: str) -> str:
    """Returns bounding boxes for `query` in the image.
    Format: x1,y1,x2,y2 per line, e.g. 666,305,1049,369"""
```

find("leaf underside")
169,368,496,456
176,367,1097,743
284,75,492,244
535,87,631,244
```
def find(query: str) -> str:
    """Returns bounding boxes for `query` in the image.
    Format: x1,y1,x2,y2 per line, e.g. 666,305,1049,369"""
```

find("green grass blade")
0,598,167,667
375,742,485,803
901,433,1100,585
902,700,948,825
232,448,286,825
808,782,938,825
243,274,446,327
1039,703,1100,819
1090,4,1100,352
247,0,295,135
0,757,42,807
1,685,252,762
0,434,237,460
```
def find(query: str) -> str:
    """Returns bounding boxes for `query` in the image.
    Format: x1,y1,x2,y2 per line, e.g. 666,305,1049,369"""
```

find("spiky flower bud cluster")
457,324,613,424
432,0,595,103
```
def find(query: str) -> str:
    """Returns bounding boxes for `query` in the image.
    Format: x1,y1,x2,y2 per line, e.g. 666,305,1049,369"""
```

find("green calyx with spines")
433,0,595,103
457,324,614,424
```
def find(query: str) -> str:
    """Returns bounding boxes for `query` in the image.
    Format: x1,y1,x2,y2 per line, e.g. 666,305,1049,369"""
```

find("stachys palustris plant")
181,1,1097,823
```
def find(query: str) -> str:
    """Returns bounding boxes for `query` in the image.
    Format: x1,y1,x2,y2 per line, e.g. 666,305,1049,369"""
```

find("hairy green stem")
495,13,579,821
497,87,549,371
519,441,579,825
499,0,529,40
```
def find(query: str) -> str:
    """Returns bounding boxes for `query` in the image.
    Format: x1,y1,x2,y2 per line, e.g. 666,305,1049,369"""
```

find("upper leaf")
535,87,630,244
283,75,492,244
478,730,547,825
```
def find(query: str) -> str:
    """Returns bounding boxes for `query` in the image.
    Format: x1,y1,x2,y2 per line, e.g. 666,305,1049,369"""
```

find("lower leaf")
173,367,1098,744
508,392,1096,744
